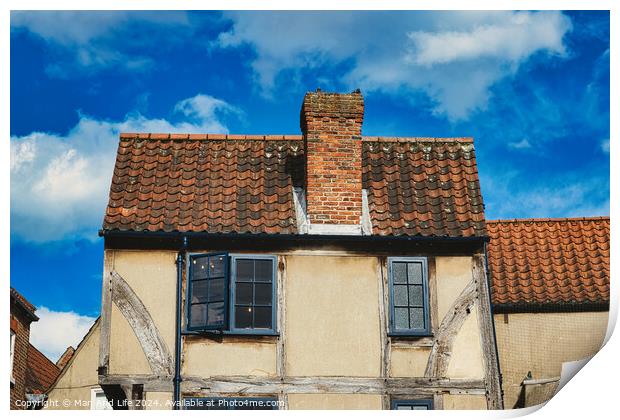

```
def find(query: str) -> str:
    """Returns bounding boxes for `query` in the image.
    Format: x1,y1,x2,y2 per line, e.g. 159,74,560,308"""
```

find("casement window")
391,399,434,410
184,397,279,410
186,253,277,334
388,257,431,335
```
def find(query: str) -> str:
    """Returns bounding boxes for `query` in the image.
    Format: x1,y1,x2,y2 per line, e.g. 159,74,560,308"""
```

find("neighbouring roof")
26,344,61,395
102,134,486,238
10,287,39,321
487,217,610,311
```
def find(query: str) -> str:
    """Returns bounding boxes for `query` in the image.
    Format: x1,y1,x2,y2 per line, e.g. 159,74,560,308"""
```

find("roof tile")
487,217,610,307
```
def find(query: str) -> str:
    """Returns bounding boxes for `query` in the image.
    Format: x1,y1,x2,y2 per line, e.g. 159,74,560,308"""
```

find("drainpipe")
173,236,188,410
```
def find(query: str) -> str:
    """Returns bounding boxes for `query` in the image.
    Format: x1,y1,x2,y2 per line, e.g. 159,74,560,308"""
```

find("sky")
9,10,609,361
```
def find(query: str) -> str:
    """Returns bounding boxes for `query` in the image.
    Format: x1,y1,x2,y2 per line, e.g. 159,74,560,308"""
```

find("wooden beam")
473,254,504,409
98,250,114,375
276,256,287,379
424,278,477,378
111,271,174,376
181,376,486,395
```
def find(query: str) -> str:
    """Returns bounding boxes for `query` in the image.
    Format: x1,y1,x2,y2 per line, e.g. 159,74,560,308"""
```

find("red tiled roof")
487,217,610,309
102,134,486,238
26,344,61,395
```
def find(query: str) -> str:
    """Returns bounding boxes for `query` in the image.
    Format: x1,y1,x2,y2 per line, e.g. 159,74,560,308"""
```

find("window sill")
388,332,434,338
182,330,279,337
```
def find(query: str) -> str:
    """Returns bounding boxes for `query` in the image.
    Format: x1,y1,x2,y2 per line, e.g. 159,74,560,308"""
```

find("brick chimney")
300,89,364,227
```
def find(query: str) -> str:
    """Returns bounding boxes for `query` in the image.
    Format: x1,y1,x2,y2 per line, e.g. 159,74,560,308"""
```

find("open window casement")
187,253,229,331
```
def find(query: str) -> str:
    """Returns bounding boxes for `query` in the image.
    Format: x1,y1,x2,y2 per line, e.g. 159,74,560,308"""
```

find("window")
186,254,277,334
388,257,431,335
90,388,112,410
10,331,15,383
183,397,279,410
391,399,434,410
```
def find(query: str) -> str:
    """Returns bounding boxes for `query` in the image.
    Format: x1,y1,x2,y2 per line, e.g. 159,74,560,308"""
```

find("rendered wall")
108,250,177,375
390,257,485,381
46,322,100,410
103,250,492,410
285,255,381,377
494,311,608,408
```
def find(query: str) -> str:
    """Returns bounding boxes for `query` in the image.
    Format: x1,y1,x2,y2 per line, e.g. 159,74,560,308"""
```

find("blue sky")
10,10,609,360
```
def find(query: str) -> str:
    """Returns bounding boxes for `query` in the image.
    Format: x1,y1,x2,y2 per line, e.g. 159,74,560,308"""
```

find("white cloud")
11,11,190,75
216,11,572,120
481,170,610,219
29,307,97,362
11,94,238,242
601,138,610,153
508,138,533,150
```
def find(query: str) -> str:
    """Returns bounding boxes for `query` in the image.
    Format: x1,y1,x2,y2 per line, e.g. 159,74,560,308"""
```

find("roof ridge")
119,133,303,141
119,133,474,143
487,216,609,224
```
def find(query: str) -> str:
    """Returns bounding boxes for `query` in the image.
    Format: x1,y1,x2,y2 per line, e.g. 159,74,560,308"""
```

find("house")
10,287,61,409
45,319,112,410
10,287,39,409
94,89,503,410
487,217,610,408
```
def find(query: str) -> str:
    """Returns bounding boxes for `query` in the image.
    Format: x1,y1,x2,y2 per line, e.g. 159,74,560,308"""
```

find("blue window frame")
183,397,279,410
388,257,431,336
186,253,229,331
186,253,277,334
391,399,434,410
230,255,277,334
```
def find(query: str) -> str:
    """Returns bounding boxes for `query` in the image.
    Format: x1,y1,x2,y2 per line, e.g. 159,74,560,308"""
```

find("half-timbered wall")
98,248,501,410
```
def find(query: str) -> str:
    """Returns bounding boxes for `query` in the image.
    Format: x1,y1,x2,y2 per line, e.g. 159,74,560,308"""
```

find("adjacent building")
10,287,61,409
488,217,610,408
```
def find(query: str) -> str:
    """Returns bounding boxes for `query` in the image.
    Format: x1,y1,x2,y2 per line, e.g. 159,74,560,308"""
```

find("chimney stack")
300,89,364,227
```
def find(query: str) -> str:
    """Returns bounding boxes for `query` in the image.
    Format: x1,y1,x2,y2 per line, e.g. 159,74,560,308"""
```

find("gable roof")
487,217,610,311
102,134,486,238
26,344,60,395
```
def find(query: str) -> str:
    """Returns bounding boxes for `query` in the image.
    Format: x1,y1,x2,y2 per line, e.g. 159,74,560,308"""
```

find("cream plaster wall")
46,321,100,410
494,311,608,408
285,255,381,377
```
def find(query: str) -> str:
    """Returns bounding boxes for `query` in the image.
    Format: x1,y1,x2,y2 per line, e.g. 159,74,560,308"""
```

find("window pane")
235,306,253,329
192,257,209,280
409,307,425,329
394,307,409,330
208,278,225,302
209,255,225,277
191,280,209,303
408,285,423,306
190,303,207,327
396,405,413,410
236,283,253,305
254,306,272,329
255,283,272,305
407,262,422,284
413,406,428,410
393,262,407,284
236,259,254,282
207,302,225,326
393,285,408,306
255,260,273,282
